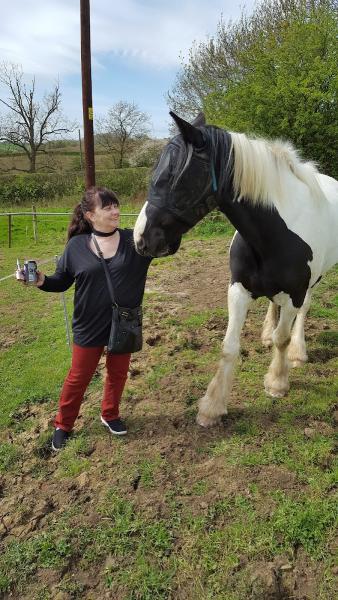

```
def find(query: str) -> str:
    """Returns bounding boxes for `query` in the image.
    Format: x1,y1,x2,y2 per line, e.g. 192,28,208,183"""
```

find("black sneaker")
52,427,70,451
101,416,127,436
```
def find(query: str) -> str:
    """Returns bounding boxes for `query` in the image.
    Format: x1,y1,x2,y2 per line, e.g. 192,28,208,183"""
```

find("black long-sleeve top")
39,229,152,346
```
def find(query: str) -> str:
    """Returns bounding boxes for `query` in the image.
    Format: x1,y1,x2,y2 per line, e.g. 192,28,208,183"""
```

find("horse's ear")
191,112,206,127
169,111,205,148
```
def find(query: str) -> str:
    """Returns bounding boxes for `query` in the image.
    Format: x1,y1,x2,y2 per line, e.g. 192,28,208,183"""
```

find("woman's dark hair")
67,187,120,240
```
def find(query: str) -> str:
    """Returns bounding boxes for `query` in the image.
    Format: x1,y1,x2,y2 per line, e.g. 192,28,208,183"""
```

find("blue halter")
211,161,218,193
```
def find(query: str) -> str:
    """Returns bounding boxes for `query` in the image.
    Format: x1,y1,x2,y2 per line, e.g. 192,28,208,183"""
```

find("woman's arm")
16,269,74,292
16,249,75,293
38,270,74,292
38,245,75,292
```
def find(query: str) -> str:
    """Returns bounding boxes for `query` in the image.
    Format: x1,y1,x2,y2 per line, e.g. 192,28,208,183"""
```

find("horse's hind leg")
288,290,311,367
261,301,279,347
197,282,252,427
264,295,298,398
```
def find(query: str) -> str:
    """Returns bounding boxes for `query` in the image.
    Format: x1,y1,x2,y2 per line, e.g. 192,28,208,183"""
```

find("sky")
0,0,256,138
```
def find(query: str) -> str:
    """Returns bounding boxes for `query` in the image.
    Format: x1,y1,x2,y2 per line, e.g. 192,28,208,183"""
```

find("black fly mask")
134,112,233,258
149,137,218,228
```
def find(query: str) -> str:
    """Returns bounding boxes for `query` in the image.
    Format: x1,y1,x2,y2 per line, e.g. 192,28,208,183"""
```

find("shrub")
0,168,151,206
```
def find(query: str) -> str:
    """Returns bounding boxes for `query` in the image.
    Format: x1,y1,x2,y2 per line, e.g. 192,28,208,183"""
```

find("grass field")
0,139,164,173
0,140,110,172
0,204,337,599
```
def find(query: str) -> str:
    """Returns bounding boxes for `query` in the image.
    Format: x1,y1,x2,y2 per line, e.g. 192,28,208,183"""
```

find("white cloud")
0,1,79,76
1,0,255,76
0,0,256,136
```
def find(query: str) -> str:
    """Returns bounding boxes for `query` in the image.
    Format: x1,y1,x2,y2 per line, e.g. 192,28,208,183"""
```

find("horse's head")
133,112,219,257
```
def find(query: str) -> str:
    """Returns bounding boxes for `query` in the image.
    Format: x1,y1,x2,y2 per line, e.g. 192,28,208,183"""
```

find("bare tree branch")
96,101,151,168
0,62,76,172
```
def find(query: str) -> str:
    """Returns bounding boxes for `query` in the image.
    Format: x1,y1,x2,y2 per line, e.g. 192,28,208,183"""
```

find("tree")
167,24,241,119
168,0,338,176
96,101,151,168
0,62,74,172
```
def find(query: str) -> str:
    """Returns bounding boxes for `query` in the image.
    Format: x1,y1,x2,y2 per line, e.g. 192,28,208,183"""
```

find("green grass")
57,433,93,478
271,493,337,558
1,486,335,597
133,456,164,489
0,442,22,473
0,488,173,596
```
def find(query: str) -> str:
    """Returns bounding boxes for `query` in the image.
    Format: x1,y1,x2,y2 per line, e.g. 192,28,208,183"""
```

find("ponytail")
67,203,92,240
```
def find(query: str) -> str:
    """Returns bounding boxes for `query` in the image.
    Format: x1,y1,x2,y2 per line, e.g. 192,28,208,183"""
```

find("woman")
20,187,152,451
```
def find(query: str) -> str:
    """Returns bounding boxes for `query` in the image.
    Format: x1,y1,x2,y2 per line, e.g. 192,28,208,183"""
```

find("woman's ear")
84,210,94,225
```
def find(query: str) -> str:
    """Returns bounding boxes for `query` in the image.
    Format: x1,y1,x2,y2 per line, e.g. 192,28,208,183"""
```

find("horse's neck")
219,195,276,255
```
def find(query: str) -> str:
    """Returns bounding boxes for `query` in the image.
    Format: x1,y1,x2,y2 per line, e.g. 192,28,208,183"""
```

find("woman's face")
86,200,120,231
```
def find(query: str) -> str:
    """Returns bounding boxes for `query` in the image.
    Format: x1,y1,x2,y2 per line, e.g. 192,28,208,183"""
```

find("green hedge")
96,168,150,199
0,168,150,205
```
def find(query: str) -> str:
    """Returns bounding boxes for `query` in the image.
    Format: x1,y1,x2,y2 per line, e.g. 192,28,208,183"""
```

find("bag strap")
92,234,118,307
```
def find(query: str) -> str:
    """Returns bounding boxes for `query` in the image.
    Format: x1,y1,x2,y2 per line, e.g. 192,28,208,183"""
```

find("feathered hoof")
289,358,307,368
261,337,273,348
196,412,222,428
287,345,307,367
264,374,289,398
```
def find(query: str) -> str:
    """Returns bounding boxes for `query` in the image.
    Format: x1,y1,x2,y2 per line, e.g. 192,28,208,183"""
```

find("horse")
133,112,338,427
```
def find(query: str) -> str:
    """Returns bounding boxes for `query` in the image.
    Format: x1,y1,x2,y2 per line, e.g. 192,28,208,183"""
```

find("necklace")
92,228,118,237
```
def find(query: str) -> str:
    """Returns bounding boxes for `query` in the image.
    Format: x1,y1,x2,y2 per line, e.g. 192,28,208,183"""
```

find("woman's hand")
35,271,45,287
15,270,45,287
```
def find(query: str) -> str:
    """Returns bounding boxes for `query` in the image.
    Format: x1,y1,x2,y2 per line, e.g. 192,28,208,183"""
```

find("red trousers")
55,344,131,432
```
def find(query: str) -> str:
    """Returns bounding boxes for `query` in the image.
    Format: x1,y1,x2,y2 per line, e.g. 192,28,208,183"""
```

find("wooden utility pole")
80,0,95,188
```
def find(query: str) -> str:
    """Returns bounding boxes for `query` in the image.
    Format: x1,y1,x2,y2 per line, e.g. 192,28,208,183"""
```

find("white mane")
230,132,325,205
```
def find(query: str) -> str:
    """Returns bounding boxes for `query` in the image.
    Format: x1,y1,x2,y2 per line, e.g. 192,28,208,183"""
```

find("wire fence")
0,210,139,283
0,209,139,248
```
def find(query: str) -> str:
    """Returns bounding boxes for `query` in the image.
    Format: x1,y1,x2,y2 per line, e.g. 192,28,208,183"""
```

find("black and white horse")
134,113,338,427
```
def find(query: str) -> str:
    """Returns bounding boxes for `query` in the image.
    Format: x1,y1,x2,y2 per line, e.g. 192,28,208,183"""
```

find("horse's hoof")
289,358,307,368
264,375,289,398
265,387,286,398
196,413,222,428
287,345,307,367
262,338,273,348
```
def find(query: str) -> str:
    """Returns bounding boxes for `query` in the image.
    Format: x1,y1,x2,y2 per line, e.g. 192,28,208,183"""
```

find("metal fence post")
55,254,72,351
32,205,38,242
8,214,12,248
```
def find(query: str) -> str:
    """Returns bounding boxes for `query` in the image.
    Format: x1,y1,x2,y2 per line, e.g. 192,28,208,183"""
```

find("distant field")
0,138,164,172
0,149,119,173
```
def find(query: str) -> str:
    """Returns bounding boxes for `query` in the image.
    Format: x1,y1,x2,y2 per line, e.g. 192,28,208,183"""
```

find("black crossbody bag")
92,235,143,354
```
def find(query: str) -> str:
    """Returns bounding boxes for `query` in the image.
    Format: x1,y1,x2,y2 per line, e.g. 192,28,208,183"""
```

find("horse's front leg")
287,290,311,367
264,295,298,398
197,282,252,427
